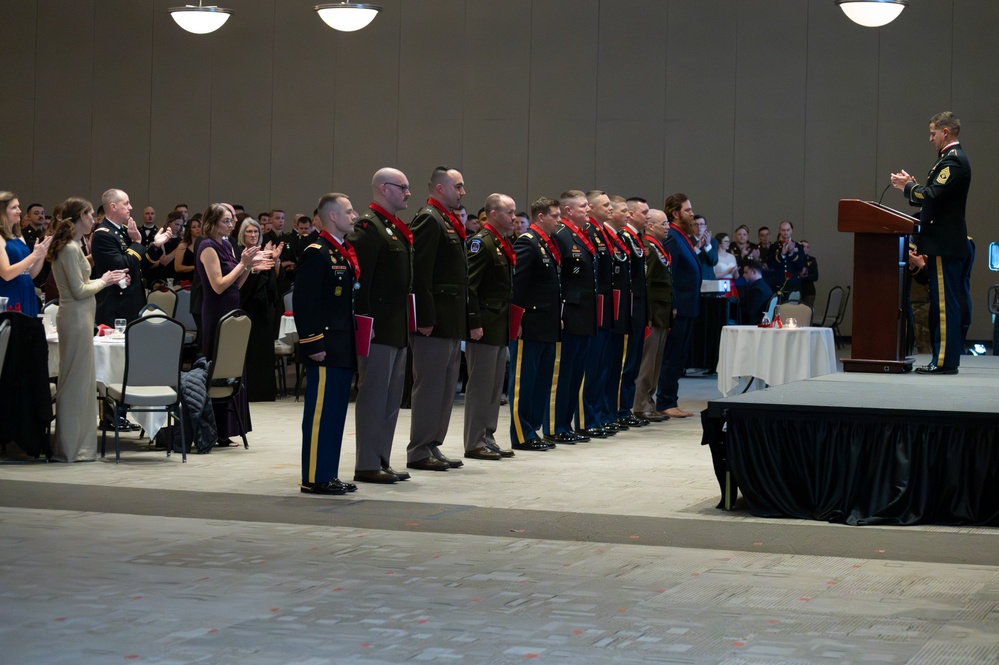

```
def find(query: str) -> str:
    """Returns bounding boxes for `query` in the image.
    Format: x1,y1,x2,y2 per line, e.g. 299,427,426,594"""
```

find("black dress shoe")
605,422,626,431
485,443,515,458
578,427,608,439
354,469,398,484
431,447,464,468
915,364,958,375
406,457,450,471
620,416,648,427
330,478,358,492
512,440,550,451
548,432,580,444
464,447,502,461
301,481,347,495
383,466,410,481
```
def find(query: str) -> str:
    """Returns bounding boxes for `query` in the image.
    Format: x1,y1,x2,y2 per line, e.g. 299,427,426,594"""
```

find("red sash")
603,223,631,257
482,223,516,266
561,218,595,255
529,223,560,265
427,198,466,241
646,236,670,266
322,230,359,281
370,202,412,245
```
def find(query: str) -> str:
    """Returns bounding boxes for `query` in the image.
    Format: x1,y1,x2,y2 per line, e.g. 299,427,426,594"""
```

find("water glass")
114,318,127,336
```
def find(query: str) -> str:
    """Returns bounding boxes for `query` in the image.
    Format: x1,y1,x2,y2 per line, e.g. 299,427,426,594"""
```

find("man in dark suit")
349,168,414,484
655,193,701,419
509,197,562,451
407,166,468,470
693,215,718,280
633,208,673,421
891,111,972,374
739,260,773,324
92,188,171,327
294,193,360,496
463,193,517,461
548,190,596,444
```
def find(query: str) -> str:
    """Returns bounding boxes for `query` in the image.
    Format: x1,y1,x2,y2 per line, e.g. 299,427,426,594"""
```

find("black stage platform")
703,354,999,526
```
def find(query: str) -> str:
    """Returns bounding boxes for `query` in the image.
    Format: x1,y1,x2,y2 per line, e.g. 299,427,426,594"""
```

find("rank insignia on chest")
469,238,482,253
936,166,951,184
571,246,581,254
335,286,343,296
539,246,547,257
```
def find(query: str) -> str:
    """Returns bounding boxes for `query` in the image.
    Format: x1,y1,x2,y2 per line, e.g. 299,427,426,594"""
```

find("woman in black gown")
234,218,283,402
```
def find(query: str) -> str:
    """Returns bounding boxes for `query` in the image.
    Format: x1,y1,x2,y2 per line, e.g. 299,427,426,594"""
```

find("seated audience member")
739,259,773,324
0,191,50,315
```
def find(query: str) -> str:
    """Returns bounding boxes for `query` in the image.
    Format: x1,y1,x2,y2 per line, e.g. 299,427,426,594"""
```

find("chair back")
777,302,813,325
282,289,294,313
0,319,10,371
121,314,184,393
173,288,198,332
764,293,779,322
207,309,251,399
146,288,177,317
815,286,842,326
835,286,851,326
139,303,165,318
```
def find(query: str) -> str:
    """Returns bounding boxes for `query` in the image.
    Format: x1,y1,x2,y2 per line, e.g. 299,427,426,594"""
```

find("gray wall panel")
527,0,599,197
331,1,403,207
148,1,214,215
90,0,154,203
0,2,38,197
32,0,96,205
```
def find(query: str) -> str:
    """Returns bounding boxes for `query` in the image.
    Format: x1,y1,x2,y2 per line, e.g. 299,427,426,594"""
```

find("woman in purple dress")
195,203,274,445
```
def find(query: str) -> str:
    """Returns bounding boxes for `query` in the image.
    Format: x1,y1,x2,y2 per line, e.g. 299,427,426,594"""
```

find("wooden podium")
837,199,917,373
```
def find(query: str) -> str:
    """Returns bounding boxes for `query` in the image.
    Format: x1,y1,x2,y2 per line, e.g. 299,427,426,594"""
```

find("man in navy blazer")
655,193,701,418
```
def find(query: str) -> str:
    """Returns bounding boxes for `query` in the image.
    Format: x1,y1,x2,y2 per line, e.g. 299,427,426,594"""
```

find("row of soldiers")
296,165,697,494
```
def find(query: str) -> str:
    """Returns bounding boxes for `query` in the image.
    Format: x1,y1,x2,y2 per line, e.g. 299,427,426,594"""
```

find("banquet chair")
207,309,252,449
763,293,779,323
146,287,177,317
813,285,843,327
275,289,301,399
776,302,813,326
101,314,187,463
173,287,199,350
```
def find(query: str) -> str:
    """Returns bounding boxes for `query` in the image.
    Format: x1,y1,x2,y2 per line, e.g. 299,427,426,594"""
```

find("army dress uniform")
617,225,648,424
601,224,634,428
634,234,673,416
904,141,972,371
549,219,596,440
92,220,164,326
407,198,468,467
347,204,414,479
509,224,561,450
579,221,615,435
463,224,514,458
293,230,358,493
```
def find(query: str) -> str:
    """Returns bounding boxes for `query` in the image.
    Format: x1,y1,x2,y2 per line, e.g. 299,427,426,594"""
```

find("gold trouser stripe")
935,259,947,367
578,374,586,429
617,334,629,411
511,340,526,443
307,366,327,483
548,341,561,429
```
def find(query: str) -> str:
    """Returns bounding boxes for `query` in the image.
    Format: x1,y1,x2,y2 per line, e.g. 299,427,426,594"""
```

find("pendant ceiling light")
170,1,233,34
836,0,909,28
314,3,382,32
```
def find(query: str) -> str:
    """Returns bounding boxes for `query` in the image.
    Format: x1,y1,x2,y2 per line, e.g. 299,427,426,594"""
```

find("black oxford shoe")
512,440,550,451
301,481,348,495
915,364,958,375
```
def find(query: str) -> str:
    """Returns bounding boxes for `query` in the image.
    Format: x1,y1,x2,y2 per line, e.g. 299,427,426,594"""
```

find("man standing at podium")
891,111,971,375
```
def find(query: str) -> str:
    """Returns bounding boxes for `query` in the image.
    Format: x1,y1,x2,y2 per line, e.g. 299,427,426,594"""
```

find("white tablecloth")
47,335,168,438
717,325,839,396
278,315,298,345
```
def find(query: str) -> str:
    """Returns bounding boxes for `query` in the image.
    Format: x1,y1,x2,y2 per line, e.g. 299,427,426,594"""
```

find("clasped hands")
890,170,917,191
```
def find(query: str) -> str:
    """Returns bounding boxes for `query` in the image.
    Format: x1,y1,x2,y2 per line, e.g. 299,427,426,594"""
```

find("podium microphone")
876,181,893,206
